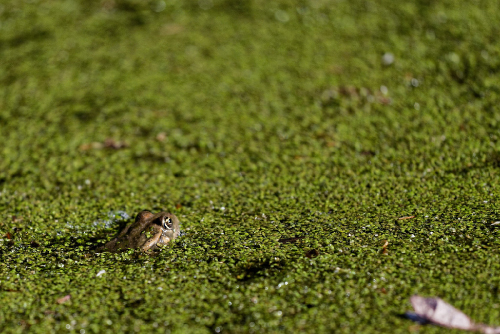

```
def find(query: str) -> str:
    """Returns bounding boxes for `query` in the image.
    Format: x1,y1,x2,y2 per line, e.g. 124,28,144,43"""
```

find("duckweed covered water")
1,0,500,333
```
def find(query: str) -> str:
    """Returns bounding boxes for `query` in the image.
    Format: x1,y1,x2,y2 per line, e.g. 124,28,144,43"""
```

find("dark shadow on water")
398,312,430,325
445,152,500,175
234,256,285,281
0,29,51,49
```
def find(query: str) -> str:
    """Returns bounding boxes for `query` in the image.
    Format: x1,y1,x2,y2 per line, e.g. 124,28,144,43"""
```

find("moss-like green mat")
1,0,500,333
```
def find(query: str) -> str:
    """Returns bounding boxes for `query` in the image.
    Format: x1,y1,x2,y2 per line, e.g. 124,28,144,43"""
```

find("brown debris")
278,237,304,244
338,86,359,98
103,138,128,149
11,216,23,222
156,132,167,142
398,216,415,220
305,249,320,258
79,142,103,151
378,96,392,105
79,138,128,151
381,240,389,255
56,295,71,304
18,319,30,329
360,150,375,157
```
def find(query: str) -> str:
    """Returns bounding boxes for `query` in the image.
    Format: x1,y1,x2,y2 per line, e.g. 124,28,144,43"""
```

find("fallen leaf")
398,216,415,220
175,203,182,209
57,295,71,304
407,295,500,333
5,232,12,240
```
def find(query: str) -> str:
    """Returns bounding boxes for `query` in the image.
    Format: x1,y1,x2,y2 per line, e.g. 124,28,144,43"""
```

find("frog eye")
162,216,172,230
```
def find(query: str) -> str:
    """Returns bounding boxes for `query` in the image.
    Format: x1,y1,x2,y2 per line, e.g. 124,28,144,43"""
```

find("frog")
98,211,180,252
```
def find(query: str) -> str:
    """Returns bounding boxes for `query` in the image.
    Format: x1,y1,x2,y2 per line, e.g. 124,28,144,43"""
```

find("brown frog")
99,211,180,252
